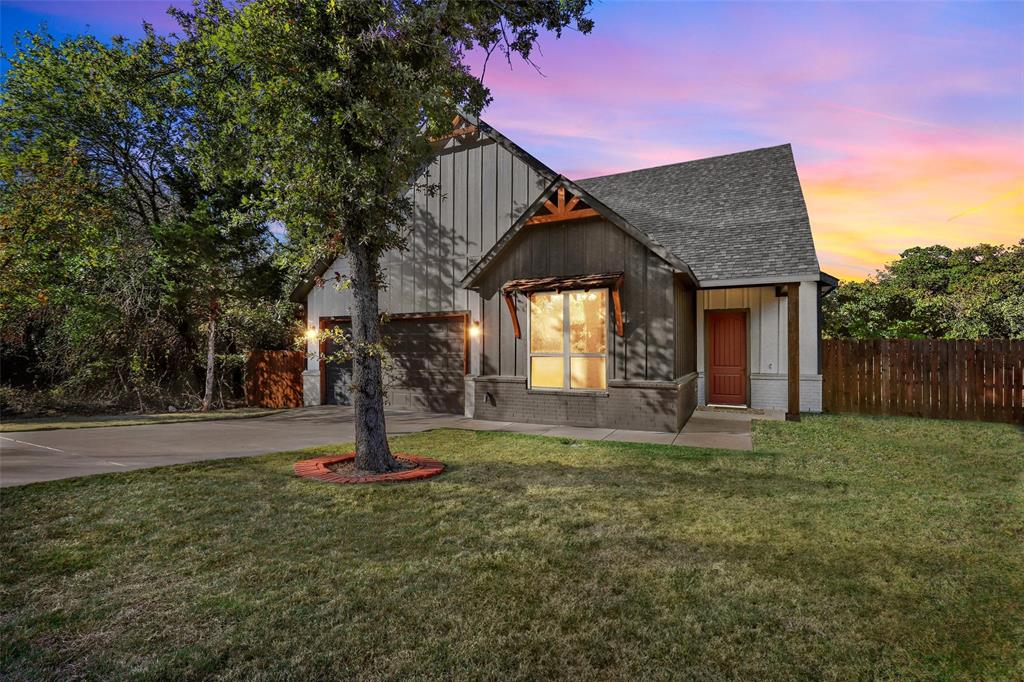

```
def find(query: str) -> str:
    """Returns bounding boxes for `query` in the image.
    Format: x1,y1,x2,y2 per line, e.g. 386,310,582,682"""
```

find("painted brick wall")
472,375,697,432
697,373,822,412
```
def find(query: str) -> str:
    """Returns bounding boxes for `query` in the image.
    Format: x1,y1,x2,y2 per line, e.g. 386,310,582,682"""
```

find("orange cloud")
801,132,1024,279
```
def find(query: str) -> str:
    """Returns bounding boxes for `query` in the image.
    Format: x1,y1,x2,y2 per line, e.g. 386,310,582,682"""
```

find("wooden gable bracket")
430,115,479,143
501,272,625,340
526,186,601,225
503,292,522,339
611,287,624,337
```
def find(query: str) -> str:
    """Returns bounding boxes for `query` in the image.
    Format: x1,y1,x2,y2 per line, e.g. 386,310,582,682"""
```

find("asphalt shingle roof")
576,144,820,283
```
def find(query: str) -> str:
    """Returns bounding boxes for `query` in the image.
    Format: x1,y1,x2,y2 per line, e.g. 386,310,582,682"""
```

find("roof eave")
696,272,823,289
456,109,558,184
568,180,699,286
818,270,840,296
289,255,336,303
460,177,561,289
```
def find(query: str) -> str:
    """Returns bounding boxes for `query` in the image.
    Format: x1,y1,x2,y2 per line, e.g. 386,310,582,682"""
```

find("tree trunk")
201,311,217,412
348,240,400,472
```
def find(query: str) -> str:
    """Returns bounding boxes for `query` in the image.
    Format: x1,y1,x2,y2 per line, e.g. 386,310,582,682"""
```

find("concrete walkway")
445,406,779,451
1,406,773,487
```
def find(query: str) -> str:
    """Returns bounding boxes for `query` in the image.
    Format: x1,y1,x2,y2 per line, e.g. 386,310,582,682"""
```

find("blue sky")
3,0,1022,278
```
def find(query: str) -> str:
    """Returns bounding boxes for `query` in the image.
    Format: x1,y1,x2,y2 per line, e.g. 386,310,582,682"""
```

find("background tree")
176,0,594,471
154,174,277,411
1,26,295,413
823,240,1024,340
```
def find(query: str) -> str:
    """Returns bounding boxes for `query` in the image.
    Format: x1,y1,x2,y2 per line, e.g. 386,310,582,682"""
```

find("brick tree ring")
293,453,444,484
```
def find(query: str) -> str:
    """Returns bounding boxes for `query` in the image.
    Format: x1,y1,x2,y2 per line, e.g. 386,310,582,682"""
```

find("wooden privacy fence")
245,350,305,409
822,339,1024,424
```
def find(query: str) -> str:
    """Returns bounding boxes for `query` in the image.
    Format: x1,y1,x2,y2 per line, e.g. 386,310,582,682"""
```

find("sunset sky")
3,0,1022,280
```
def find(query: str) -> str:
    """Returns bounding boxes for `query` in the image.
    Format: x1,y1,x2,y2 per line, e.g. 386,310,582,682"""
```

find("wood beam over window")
501,272,624,339
526,186,600,225
611,288,624,337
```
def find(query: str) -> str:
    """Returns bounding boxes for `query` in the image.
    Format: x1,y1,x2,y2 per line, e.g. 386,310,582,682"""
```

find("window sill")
526,388,610,398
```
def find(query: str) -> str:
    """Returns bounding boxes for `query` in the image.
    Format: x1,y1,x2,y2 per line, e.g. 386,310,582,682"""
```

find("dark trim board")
319,311,470,325
786,281,801,421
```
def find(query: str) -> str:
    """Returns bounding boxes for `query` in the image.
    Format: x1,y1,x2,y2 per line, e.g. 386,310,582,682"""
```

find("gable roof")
460,176,698,289
459,112,558,184
576,144,820,284
289,115,558,303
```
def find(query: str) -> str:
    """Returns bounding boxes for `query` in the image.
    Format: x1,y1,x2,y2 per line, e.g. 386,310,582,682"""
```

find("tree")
1,26,292,411
822,240,1024,340
176,0,593,471
154,174,275,411
1,29,184,407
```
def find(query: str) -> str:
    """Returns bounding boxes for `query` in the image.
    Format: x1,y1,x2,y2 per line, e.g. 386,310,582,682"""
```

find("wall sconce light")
469,321,481,338
304,326,319,341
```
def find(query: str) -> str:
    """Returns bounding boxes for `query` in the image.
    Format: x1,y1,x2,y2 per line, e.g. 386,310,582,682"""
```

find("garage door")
324,316,466,414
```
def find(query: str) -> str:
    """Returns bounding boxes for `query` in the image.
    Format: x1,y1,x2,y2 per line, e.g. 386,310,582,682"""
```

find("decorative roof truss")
526,187,600,225
501,272,625,339
430,115,479,142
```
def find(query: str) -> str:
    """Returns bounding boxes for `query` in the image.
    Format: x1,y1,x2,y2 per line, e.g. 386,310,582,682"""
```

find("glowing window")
529,289,608,390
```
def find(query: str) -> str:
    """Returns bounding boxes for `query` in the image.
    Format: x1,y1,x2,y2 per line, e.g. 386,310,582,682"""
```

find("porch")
697,275,837,420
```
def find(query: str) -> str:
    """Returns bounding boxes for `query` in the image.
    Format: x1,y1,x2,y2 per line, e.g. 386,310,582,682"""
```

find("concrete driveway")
0,407,469,488
1,405,766,487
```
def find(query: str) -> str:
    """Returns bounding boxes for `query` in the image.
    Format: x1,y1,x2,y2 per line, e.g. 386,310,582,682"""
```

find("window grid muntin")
528,288,608,390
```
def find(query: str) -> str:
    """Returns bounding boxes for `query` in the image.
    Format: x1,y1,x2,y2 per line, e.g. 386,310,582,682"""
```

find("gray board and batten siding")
307,132,553,320
304,127,555,410
472,215,688,384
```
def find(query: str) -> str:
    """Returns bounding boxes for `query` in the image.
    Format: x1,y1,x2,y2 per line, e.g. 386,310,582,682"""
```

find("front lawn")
2,415,1021,680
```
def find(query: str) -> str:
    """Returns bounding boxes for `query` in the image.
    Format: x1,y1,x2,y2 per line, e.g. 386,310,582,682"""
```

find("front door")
707,311,747,405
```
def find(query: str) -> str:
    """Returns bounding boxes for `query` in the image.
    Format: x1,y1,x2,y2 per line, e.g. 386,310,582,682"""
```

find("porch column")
786,282,801,421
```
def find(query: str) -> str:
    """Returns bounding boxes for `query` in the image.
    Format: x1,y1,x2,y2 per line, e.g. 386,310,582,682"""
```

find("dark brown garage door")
324,316,466,414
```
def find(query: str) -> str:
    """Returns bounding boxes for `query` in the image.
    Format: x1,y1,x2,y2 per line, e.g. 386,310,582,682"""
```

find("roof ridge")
576,143,793,182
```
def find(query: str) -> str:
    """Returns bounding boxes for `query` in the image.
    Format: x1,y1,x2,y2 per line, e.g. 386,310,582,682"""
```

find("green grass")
0,407,284,432
1,415,1022,680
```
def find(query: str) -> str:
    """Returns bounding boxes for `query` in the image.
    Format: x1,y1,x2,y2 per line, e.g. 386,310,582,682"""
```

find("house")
291,115,837,432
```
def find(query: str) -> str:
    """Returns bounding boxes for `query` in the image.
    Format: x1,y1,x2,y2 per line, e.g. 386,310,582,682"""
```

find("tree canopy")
0,25,295,413
171,0,593,470
822,241,1024,340
1,0,594,440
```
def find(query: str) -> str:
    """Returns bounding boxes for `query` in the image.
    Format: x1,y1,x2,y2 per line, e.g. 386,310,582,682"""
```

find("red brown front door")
708,311,747,405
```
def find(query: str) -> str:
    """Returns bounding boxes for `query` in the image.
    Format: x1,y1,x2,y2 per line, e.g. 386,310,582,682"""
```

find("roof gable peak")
461,176,696,289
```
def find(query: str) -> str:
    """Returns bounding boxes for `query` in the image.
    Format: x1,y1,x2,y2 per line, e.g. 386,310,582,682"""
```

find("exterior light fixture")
469,321,481,338
304,326,319,341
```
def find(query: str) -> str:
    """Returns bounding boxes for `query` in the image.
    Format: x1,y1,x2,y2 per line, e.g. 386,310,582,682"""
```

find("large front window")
529,289,608,390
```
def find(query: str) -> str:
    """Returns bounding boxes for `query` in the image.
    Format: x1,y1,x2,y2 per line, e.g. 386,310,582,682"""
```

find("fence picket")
822,339,1022,424
245,350,305,409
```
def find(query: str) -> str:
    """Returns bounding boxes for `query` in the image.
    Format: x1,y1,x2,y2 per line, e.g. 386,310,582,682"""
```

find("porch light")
469,321,481,338
304,326,319,341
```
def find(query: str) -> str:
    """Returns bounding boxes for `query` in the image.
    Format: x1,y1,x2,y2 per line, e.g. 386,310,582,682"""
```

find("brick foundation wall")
472,374,697,432
677,372,698,426
697,372,823,412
